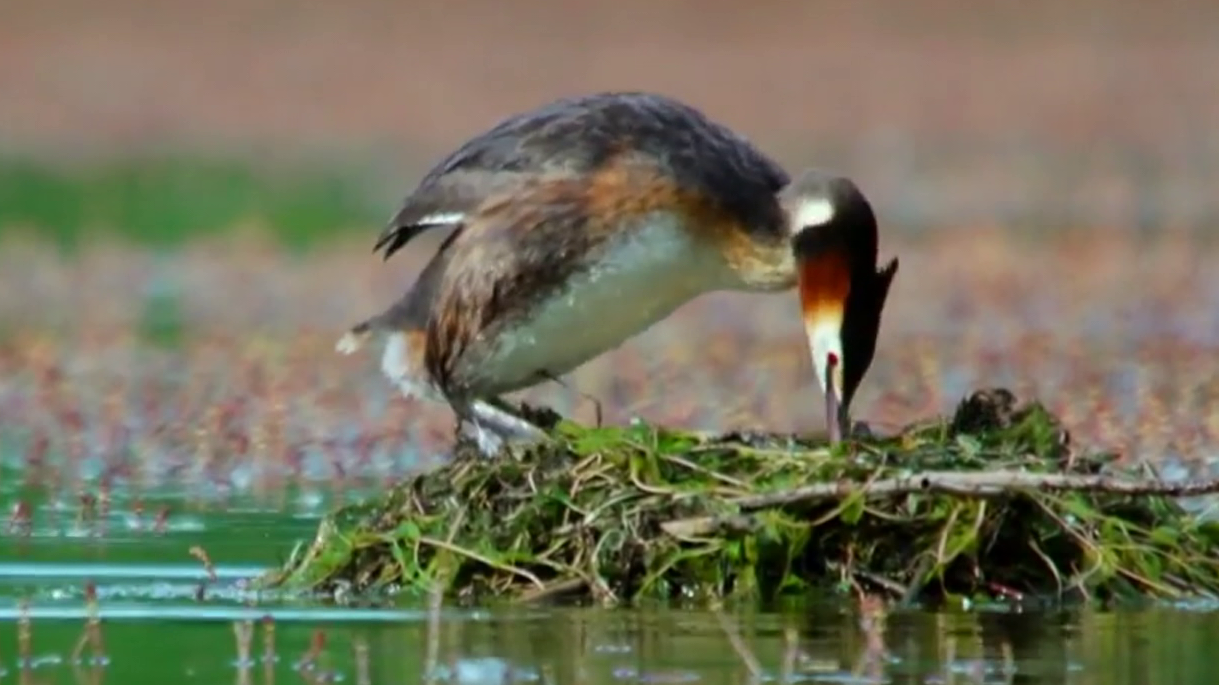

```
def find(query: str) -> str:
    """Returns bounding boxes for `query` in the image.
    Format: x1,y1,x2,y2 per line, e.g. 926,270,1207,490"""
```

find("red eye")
827,352,840,367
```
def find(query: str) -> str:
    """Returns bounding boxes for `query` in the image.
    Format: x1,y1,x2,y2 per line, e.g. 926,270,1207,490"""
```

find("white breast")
466,212,734,396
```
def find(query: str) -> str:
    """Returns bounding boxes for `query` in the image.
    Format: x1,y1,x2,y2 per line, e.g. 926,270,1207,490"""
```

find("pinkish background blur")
3,0,1219,475
4,0,1219,226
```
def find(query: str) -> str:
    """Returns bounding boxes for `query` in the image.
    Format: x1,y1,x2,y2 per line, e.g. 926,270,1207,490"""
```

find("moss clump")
260,388,1219,605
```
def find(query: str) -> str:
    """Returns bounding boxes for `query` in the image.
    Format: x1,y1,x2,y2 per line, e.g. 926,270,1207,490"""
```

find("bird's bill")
797,251,851,444
823,352,843,443
803,309,847,444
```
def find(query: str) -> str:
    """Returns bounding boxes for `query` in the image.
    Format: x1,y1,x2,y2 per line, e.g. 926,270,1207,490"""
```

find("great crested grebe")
338,92,899,455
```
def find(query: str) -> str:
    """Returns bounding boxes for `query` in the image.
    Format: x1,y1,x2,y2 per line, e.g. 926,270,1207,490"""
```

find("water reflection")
2,598,1219,685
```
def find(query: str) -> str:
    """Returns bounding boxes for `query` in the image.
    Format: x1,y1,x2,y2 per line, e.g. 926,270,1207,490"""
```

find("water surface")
3,476,1219,685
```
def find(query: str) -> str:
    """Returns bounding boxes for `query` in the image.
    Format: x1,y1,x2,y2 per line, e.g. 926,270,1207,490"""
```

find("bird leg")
535,370,603,427
471,398,550,441
455,397,550,458
457,416,506,457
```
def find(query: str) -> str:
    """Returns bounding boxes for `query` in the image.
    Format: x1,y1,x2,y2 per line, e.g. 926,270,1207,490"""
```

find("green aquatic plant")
261,389,1219,605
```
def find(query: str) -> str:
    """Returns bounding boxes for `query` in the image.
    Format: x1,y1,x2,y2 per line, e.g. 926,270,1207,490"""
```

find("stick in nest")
661,470,1219,537
729,471,1219,510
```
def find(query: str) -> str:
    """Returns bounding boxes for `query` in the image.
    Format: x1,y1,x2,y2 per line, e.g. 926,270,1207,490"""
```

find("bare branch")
659,470,1219,538
729,471,1219,510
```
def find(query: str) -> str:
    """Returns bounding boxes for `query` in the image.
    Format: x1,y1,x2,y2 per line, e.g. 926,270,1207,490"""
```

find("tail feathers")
382,329,442,402
335,319,439,401
335,319,376,355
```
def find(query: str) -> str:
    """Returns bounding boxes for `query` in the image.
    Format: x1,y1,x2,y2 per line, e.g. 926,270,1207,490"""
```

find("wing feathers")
373,171,532,261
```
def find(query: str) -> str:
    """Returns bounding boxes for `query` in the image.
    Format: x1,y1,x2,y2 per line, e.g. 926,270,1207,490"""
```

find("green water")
2,476,1219,685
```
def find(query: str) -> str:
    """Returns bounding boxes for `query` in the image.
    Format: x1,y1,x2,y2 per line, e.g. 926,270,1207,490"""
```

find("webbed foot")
458,398,550,457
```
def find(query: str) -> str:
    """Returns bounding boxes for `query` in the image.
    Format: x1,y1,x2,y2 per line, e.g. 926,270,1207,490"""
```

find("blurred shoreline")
0,151,1215,248
3,0,1219,230
2,228,1216,465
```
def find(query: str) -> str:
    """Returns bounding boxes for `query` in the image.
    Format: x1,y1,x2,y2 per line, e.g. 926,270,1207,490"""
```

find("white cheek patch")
794,197,836,229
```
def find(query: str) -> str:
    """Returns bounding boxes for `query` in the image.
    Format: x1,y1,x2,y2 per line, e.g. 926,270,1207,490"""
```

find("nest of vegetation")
261,388,1219,605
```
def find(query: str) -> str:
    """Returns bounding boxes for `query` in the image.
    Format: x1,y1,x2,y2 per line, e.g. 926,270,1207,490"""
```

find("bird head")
779,170,899,444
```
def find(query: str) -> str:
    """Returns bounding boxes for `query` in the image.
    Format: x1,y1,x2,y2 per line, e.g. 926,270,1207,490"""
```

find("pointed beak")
803,308,847,444
798,263,850,445
824,353,843,443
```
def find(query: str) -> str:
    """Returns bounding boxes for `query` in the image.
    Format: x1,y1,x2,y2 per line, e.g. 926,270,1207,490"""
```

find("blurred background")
5,3,1219,682
3,0,1219,479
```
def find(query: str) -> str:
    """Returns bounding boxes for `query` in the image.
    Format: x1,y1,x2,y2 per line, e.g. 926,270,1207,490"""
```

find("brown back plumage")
371,91,790,263
420,155,741,396
421,177,601,395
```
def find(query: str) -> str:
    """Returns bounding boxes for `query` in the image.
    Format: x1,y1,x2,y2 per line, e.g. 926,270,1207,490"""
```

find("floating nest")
260,388,1219,605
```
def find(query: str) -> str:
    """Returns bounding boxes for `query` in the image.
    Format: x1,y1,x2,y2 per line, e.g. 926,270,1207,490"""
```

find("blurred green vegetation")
0,155,385,251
